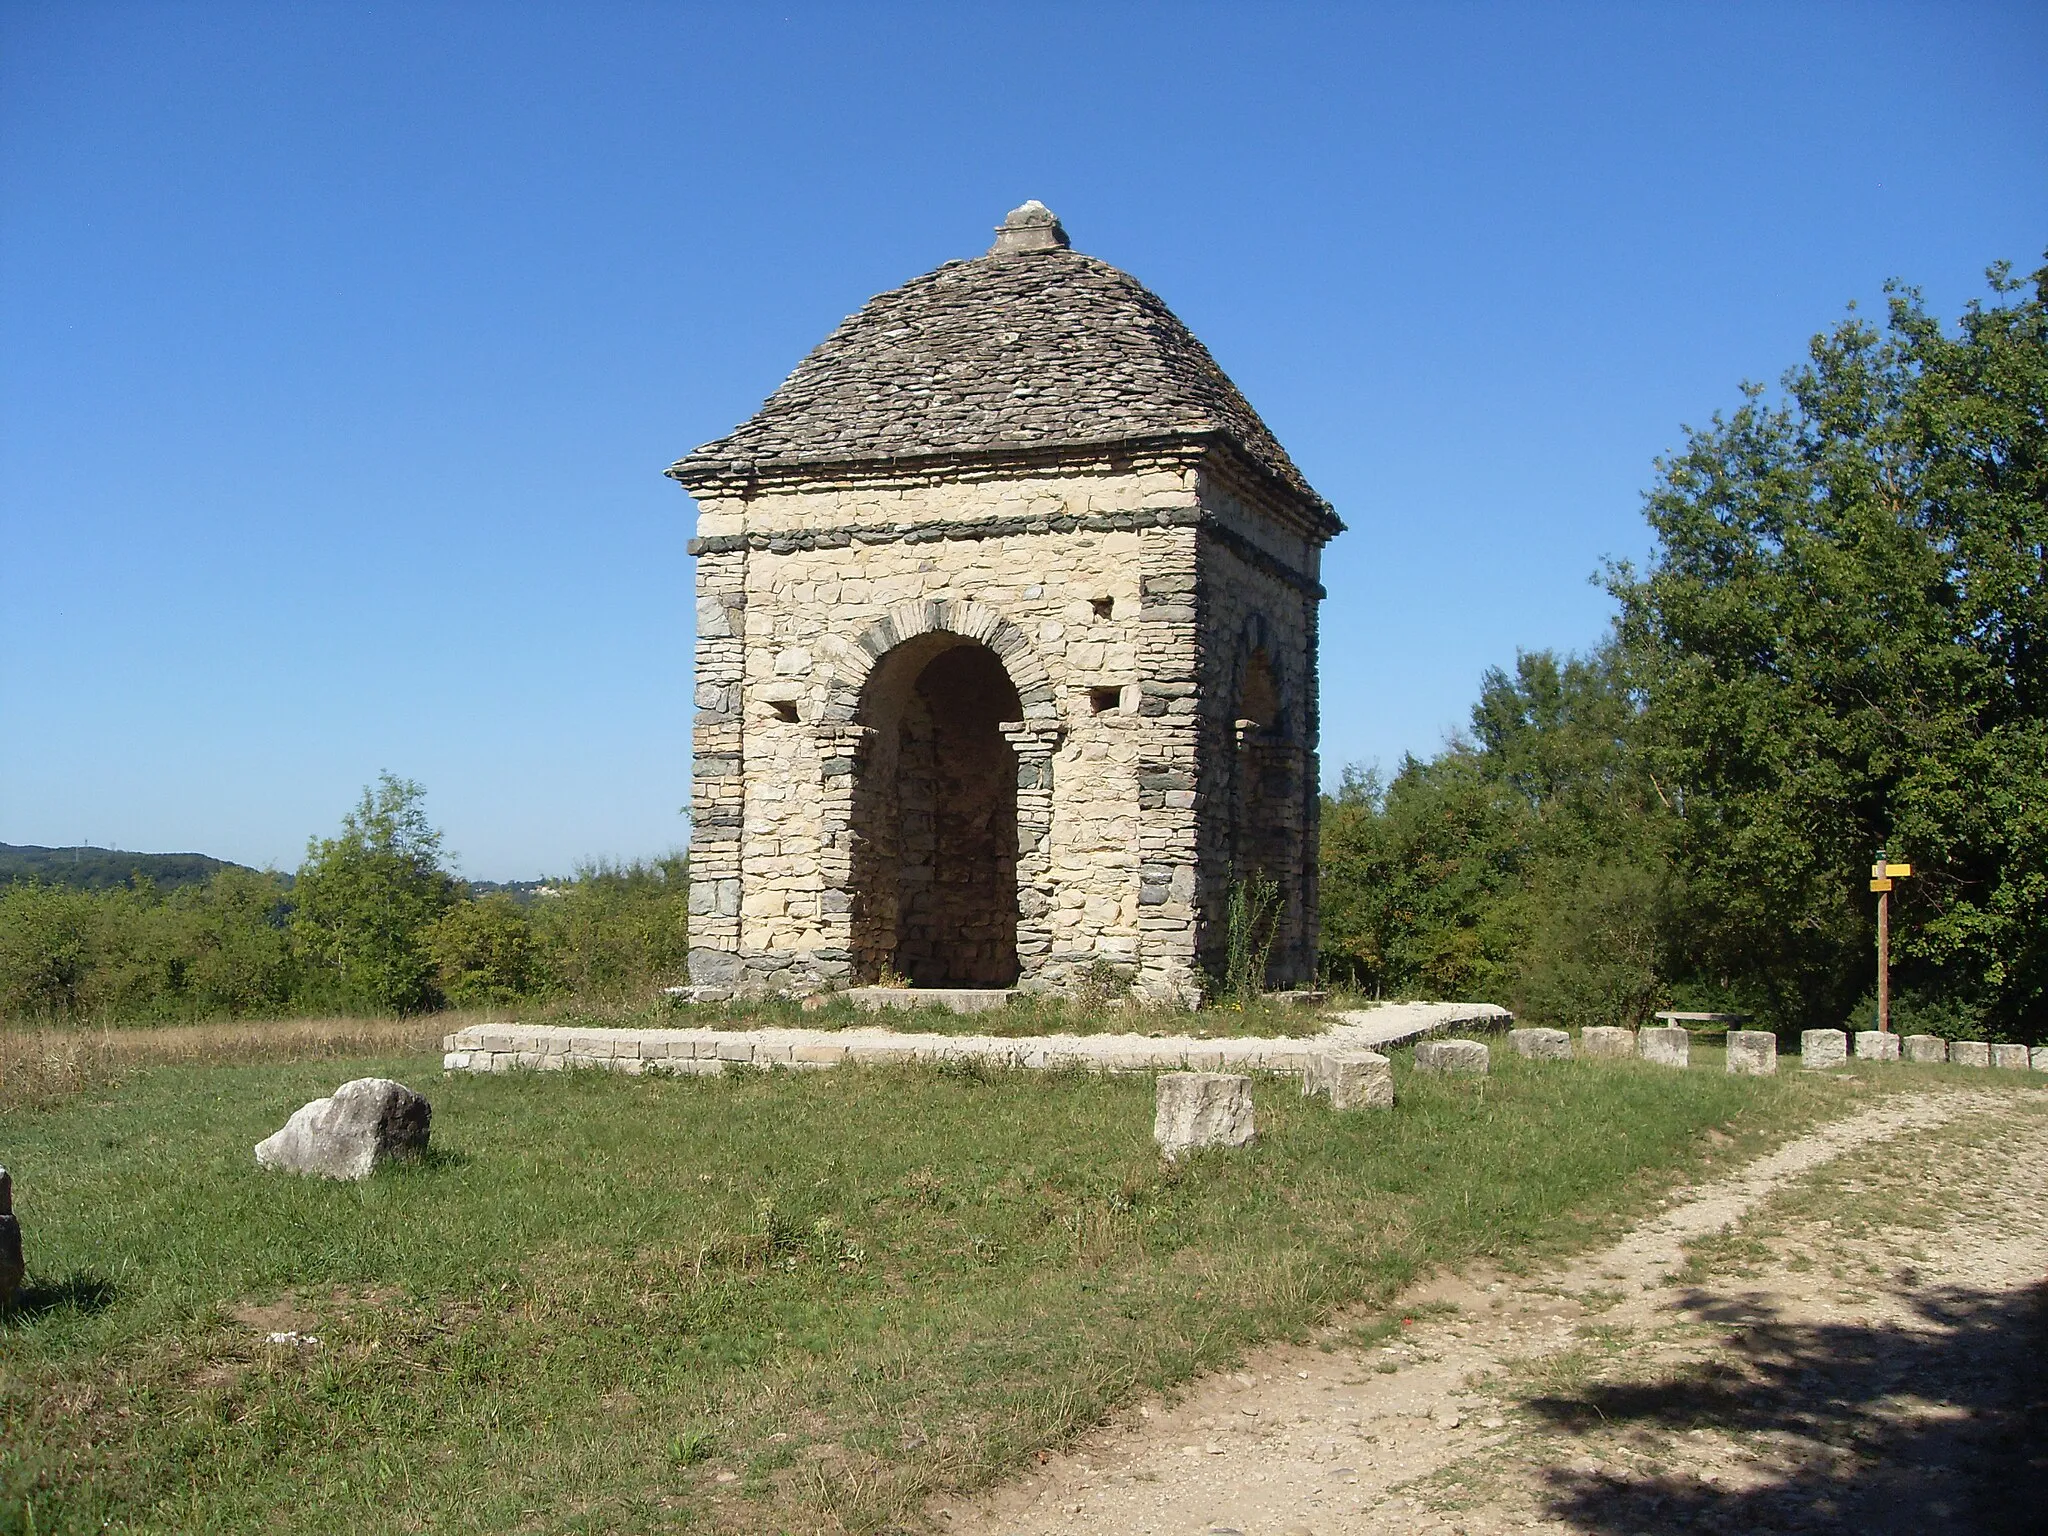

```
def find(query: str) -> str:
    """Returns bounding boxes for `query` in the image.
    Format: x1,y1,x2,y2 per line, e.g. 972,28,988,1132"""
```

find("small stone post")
1854,1030,1901,1062
1154,1073,1256,1158
1638,1025,1690,1068
1725,1031,1777,1076
1508,1028,1571,1061
1800,1029,1849,1070
1578,1026,1636,1060
1414,1039,1489,1074
1991,1043,2030,1070
1949,1041,1991,1067
1302,1050,1393,1110
1903,1035,1948,1064
0,1168,23,1309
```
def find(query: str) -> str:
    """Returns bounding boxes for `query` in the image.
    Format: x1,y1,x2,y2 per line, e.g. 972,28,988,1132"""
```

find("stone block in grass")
1991,1044,2029,1070
1638,1026,1690,1068
1302,1050,1394,1110
1508,1028,1571,1061
1904,1035,1948,1064
1855,1031,1901,1062
254,1078,432,1181
1579,1026,1636,1060
1801,1029,1848,1070
1950,1041,1992,1067
2033,1046,2048,1072
1153,1072,1255,1159
0,1167,21,1309
1725,1031,1777,1075
1414,1039,1489,1075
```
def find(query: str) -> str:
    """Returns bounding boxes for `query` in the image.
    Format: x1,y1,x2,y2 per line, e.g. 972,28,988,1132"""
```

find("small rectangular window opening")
1088,687,1121,715
768,700,800,723
1090,596,1114,620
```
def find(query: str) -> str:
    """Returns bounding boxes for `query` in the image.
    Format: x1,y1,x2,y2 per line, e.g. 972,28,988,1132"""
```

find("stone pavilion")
669,202,1342,1003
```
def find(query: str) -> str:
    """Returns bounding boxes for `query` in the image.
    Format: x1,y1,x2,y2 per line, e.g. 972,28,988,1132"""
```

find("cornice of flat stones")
668,432,1343,543
686,505,1327,601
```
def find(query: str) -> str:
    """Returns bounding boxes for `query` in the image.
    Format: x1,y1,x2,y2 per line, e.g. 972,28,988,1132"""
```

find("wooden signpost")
1869,852,1912,1033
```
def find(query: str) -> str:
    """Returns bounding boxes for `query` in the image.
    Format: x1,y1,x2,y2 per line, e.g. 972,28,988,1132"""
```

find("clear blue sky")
3,3,2042,880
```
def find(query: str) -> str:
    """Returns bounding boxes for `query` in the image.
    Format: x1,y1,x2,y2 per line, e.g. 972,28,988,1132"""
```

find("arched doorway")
849,634,1023,986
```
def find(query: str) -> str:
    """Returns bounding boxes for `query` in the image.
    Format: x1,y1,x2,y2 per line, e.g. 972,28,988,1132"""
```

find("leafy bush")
425,895,548,1007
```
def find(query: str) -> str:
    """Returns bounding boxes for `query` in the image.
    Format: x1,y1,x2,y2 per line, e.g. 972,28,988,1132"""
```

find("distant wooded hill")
0,843,254,892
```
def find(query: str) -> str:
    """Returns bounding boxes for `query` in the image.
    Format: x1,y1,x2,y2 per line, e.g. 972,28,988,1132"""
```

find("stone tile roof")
671,208,1330,517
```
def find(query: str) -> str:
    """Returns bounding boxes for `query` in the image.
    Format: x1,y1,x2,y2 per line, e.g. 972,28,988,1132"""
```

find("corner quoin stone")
1801,1029,1849,1071
254,1078,432,1181
1578,1026,1636,1061
1638,1025,1690,1068
1508,1027,1571,1061
1303,1049,1393,1110
1949,1041,1992,1068
1154,1072,1256,1158
1725,1030,1777,1076
1903,1034,1948,1064
1854,1030,1901,1062
1414,1039,1489,1075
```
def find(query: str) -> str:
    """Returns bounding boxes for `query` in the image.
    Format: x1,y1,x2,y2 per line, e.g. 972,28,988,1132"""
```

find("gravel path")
940,1082,2048,1536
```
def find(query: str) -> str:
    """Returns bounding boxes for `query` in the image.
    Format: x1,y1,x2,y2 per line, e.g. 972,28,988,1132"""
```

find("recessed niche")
1090,596,1115,620
767,700,800,723
1088,687,1120,714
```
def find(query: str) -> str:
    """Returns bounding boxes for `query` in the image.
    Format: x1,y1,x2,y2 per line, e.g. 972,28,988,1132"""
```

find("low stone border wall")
442,1002,1512,1081
443,1024,1328,1077
443,1013,2047,1084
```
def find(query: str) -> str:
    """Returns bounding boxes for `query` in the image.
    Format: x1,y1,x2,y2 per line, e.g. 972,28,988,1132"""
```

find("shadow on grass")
1527,1279,2048,1535
1,1271,117,1325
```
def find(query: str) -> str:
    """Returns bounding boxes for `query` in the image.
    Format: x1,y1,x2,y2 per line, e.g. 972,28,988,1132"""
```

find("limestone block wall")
1192,465,1324,987
686,454,1212,1002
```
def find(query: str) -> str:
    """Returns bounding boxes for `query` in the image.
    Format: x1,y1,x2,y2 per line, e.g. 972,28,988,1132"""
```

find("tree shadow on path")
1527,1277,2048,1534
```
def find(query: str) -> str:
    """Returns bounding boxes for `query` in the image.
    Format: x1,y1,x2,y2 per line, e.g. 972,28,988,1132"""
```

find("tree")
292,775,459,1014
425,895,548,1007
1610,258,2048,1036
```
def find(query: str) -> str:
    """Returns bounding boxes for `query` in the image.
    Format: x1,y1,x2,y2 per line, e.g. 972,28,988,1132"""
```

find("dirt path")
941,1083,2048,1536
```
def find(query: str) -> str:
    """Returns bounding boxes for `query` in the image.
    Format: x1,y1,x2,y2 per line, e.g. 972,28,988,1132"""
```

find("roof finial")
990,199,1069,255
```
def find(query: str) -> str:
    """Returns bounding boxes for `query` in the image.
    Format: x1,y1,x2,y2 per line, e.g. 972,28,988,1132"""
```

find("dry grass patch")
0,1016,457,1111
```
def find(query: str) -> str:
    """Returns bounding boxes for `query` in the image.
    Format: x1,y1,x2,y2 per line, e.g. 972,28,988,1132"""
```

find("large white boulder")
255,1078,432,1181
1153,1073,1255,1159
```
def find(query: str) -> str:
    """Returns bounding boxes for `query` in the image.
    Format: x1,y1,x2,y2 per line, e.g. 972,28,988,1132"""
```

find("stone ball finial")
990,199,1070,255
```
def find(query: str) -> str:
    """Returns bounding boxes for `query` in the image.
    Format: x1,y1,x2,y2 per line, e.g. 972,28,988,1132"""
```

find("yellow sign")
1870,878,1893,892
1870,862,1913,879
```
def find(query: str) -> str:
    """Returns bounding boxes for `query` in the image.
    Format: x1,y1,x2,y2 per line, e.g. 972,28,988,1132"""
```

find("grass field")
1,1033,1902,1534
